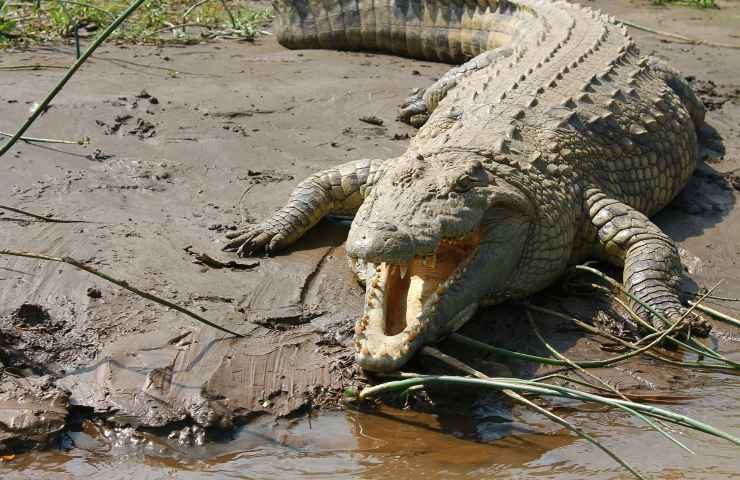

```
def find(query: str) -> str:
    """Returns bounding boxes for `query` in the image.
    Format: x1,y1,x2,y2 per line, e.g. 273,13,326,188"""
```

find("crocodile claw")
398,88,429,127
655,309,712,338
222,223,286,257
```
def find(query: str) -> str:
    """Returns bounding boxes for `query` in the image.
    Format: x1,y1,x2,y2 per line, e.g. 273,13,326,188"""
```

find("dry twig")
0,249,243,337
0,204,89,223
620,19,740,49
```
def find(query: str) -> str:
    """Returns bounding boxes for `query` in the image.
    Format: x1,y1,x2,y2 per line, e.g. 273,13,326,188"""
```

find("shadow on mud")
657,125,735,242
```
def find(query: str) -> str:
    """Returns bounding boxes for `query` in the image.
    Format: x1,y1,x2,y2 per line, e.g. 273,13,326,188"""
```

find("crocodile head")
346,152,532,372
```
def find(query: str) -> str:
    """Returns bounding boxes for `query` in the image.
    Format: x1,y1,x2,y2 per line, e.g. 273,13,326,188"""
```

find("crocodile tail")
272,0,524,63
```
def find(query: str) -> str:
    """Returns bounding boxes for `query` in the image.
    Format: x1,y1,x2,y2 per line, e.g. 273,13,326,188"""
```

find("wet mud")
1,0,739,478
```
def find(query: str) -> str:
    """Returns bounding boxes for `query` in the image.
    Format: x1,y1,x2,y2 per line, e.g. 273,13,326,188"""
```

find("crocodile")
224,0,709,372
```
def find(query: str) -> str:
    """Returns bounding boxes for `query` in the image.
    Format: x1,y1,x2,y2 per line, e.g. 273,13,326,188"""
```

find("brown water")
3,374,739,479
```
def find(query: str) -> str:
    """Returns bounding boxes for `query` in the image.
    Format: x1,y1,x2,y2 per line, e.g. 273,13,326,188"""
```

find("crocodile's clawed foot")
222,222,287,257
398,88,429,128
649,308,712,339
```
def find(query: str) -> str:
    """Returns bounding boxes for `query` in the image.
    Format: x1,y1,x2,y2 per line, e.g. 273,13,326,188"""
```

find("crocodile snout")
346,221,415,263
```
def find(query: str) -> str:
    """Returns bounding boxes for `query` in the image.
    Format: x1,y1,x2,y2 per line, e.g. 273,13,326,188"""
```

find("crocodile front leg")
223,158,387,255
584,188,710,334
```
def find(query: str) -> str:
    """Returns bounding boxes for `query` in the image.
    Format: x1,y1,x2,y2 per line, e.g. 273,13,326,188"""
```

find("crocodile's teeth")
400,263,409,279
421,255,437,268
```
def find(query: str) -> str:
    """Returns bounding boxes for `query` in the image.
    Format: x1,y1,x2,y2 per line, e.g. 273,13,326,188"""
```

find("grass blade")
504,389,648,480
360,376,740,447
0,0,148,158
526,310,694,454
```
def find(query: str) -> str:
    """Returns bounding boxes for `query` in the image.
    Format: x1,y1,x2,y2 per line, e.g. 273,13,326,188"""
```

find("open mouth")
354,230,481,369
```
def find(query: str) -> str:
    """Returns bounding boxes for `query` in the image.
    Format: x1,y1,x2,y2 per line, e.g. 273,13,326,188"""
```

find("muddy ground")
0,0,739,478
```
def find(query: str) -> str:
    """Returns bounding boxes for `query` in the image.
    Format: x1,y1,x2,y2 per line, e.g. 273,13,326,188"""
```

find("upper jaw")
345,221,441,264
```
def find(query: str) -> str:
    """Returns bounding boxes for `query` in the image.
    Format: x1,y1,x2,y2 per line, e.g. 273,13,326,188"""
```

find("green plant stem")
183,0,212,18
0,249,243,338
450,314,720,370
419,347,648,479
602,290,732,366
689,302,740,329
525,311,694,454
574,266,734,366
505,389,648,479
0,0,148,158
525,304,736,372
218,0,236,29
449,333,605,367
359,376,740,447
605,282,734,366
684,291,740,303
518,379,740,445
609,293,721,360
534,372,699,403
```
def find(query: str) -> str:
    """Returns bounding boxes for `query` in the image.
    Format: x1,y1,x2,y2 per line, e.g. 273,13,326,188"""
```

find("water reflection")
1,382,738,479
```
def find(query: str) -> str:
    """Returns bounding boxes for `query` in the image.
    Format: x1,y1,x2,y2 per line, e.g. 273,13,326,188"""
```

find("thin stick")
619,19,740,50
0,0,149,159
0,130,86,145
448,333,593,367
0,204,89,223
515,379,740,446
574,266,733,365
689,302,740,329
525,311,694,454
0,249,243,338
534,373,699,404
218,0,238,29
0,65,68,71
421,347,694,478
526,310,629,397
183,0,212,18
425,347,692,454
604,292,729,364
610,294,709,353
145,22,213,36
533,372,616,393
568,282,724,367
360,376,740,446
450,306,712,370
524,304,736,372
683,291,740,303
418,349,671,478
504,389,647,480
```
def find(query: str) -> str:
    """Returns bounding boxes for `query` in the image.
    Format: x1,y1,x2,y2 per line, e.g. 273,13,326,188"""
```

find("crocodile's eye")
452,174,474,193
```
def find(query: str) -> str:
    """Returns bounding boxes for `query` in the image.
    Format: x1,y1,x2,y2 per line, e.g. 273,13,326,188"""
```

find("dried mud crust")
687,77,740,113
0,303,102,376
0,376,69,452
0,0,739,456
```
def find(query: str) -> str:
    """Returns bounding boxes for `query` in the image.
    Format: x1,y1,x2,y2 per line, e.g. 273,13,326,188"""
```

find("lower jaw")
354,302,479,372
